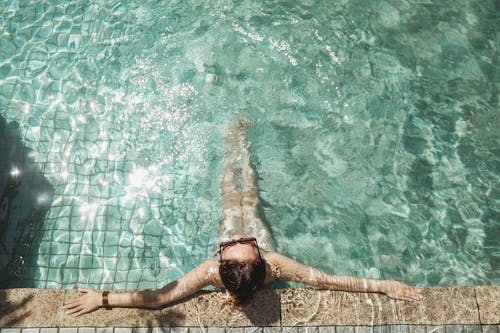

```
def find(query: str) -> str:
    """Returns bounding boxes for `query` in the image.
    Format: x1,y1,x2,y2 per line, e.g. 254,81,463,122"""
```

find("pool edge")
1,286,499,328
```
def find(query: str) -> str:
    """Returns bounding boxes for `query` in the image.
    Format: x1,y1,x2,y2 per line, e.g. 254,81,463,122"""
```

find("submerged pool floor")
1,0,499,289
1,287,499,329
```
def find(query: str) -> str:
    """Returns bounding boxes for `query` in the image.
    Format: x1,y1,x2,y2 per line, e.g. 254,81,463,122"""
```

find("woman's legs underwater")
240,133,275,252
216,120,275,252
216,122,245,245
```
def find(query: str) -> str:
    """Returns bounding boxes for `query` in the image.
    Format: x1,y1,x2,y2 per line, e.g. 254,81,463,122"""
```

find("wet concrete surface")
0,287,498,328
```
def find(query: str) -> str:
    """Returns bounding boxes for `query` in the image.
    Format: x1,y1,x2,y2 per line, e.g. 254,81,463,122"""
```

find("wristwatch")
102,291,112,310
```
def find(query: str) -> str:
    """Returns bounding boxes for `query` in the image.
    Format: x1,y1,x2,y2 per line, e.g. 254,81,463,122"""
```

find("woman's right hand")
380,280,423,301
64,288,103,316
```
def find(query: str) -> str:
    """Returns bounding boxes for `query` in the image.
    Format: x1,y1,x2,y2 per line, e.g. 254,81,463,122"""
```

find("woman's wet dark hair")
219,258,266,307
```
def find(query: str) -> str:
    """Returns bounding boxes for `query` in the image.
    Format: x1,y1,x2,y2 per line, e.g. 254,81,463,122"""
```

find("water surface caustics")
0,0,498,288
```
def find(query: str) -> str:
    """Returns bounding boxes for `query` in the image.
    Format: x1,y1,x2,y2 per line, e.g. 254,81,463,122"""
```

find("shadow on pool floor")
0,114,55,288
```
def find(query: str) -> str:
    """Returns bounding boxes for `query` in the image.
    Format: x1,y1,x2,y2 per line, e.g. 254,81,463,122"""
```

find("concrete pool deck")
1,287,499,331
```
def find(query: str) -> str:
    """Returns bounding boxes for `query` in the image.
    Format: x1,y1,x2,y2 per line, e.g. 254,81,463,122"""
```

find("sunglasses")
218,237,261,261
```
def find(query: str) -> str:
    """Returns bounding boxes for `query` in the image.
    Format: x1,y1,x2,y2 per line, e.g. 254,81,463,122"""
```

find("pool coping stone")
0,287,499,328
0,327,499,333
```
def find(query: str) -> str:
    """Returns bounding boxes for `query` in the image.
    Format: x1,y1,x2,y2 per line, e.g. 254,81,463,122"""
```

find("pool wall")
1,286,499,329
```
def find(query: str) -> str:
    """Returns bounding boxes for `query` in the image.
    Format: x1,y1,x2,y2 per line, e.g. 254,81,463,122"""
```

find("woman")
65,120,422,316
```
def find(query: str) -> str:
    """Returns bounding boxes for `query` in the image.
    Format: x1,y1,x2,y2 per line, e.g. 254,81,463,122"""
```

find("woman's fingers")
65,304,82,315
65,303,91,317
402,286,423,301
402,292,419,301
76,308,90,316
64,289,99,316
64,298,81,309
406,286,423,300
384,281,423,301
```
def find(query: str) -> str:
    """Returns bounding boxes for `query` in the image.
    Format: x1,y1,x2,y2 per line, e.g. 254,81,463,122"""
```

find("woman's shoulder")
263,252,282,284
203,258,224,288
262,251,283,264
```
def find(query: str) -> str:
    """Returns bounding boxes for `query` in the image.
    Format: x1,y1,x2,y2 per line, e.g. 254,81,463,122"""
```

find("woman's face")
220,234,261,262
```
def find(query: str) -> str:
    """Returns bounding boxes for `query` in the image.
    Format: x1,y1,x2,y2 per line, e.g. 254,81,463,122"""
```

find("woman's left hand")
64,289,103,316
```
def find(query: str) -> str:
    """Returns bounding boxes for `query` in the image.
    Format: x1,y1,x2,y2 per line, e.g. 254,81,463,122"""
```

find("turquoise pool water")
0,0,498,289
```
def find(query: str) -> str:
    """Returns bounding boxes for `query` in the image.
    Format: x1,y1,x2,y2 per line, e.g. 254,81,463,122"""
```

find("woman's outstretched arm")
64,259,220,316
266,252,422,301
